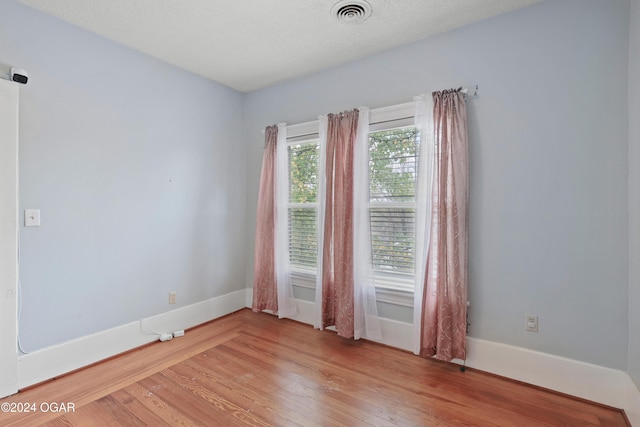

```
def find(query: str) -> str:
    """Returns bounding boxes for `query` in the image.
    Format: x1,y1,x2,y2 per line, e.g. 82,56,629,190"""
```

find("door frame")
0,78,19,398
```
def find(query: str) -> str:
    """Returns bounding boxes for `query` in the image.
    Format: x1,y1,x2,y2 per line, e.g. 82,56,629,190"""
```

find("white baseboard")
463,339,640,426
18,289,247,389
245,288,640,425
18,289,638,423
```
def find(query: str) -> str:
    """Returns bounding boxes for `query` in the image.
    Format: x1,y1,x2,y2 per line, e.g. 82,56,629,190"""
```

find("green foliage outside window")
289,143,319,203
369,127,418,275
286,128,419,276
369,128,418,202
288,143,319,269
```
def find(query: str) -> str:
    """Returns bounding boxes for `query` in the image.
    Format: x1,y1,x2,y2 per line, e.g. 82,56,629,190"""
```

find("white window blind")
287,141,319,283
369,126,419,284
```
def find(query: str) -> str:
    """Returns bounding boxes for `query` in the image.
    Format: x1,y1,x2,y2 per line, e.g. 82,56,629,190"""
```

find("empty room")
1,0,639,425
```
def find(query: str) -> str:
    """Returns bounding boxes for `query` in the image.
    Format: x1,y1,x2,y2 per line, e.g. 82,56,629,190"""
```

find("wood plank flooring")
0,309,629,426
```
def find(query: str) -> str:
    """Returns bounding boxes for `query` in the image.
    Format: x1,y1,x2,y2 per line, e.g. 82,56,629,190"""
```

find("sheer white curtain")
275,122,297,318
314,115,328,330
412,95,435,354
353,107,381,340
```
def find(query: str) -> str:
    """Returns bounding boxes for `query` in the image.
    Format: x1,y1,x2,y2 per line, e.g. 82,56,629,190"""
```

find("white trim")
625,380,640,426
286,121,319,140
18,289,247,389
286,101,416,139
245,287,253,308
245,289,640,425
369,102,415,124
375,287,413,307
0,79,19,399
290,269,316,289
462,339,640,426
286,138,319,148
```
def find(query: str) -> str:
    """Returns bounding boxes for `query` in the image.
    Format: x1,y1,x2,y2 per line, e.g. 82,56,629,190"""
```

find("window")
369,126,419,292
287,140,319,287
284,103,419,295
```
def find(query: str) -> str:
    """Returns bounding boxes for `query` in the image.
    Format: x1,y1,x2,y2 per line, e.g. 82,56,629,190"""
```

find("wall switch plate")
24,209,40,227
526,314,538,332
169,291,177,304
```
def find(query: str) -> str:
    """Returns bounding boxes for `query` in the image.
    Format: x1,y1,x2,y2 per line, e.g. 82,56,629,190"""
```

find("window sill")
290,269,414,308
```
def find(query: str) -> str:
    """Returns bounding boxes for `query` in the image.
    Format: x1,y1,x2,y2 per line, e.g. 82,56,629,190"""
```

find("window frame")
368,102,416,299
283,102,417,304
368,126,419,277
285,122,321,288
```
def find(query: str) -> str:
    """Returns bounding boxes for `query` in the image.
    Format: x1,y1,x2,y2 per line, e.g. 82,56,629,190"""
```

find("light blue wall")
0,1,246,351
628,0,640,387
244,0,630,370
2,0,634,375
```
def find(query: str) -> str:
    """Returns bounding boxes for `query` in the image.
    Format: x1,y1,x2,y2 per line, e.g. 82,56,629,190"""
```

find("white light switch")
24,209,40,227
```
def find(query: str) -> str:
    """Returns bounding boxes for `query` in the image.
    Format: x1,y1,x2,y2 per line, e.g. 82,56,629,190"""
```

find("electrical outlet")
169,291,177,305
526,314,538,332
24,209,41,227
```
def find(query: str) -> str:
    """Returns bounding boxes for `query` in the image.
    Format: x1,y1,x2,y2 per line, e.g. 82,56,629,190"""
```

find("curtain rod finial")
461,85,478,99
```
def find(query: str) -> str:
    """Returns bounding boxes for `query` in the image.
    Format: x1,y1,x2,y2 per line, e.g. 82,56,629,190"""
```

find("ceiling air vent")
331,0,372,24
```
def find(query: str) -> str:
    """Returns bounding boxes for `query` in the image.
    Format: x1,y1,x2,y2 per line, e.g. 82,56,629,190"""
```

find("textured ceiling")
19,0,541,92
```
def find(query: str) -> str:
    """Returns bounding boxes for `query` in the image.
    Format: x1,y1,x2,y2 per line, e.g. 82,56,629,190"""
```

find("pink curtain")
252,125,278,313
319,110,359,338
420,89,469,361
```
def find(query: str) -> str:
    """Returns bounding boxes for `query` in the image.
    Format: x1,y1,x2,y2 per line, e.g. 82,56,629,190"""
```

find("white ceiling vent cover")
331,0,372,24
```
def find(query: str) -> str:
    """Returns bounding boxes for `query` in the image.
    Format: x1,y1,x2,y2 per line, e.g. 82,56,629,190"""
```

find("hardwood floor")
0,309,629,426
